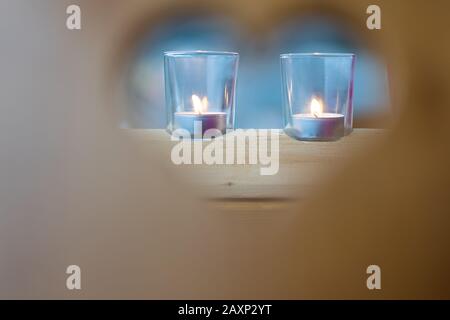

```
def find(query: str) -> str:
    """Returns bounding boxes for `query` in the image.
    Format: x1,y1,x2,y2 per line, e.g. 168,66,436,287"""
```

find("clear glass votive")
164,51,239,138
280,53,356,141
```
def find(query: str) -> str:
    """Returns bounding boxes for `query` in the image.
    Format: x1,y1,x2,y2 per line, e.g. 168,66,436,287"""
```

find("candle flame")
310,97,323,117
192,94,208,114
202,97,208,110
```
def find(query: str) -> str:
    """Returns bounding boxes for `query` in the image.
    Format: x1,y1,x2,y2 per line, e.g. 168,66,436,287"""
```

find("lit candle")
291,97,344,141
174,94,227,137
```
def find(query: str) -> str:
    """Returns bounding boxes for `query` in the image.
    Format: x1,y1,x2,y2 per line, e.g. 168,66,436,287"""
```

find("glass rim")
164,50,239,57
280,52,355,59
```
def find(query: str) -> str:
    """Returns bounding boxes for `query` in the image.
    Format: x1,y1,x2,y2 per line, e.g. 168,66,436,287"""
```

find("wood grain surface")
128,129,388,210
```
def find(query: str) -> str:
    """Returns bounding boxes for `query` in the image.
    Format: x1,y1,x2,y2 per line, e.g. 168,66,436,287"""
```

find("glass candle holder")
280,53,356,141
164,51,239,138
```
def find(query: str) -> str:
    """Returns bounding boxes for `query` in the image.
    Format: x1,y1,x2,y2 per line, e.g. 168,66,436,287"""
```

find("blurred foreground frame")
0,0,449,299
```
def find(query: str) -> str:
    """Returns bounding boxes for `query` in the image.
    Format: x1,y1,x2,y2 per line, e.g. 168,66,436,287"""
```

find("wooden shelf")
127,129,387,203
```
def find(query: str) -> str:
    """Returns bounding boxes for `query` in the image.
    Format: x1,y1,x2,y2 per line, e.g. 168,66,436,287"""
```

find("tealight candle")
174,94,227,136
291,97,344,141
280,53,355,141
165,51,238,136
